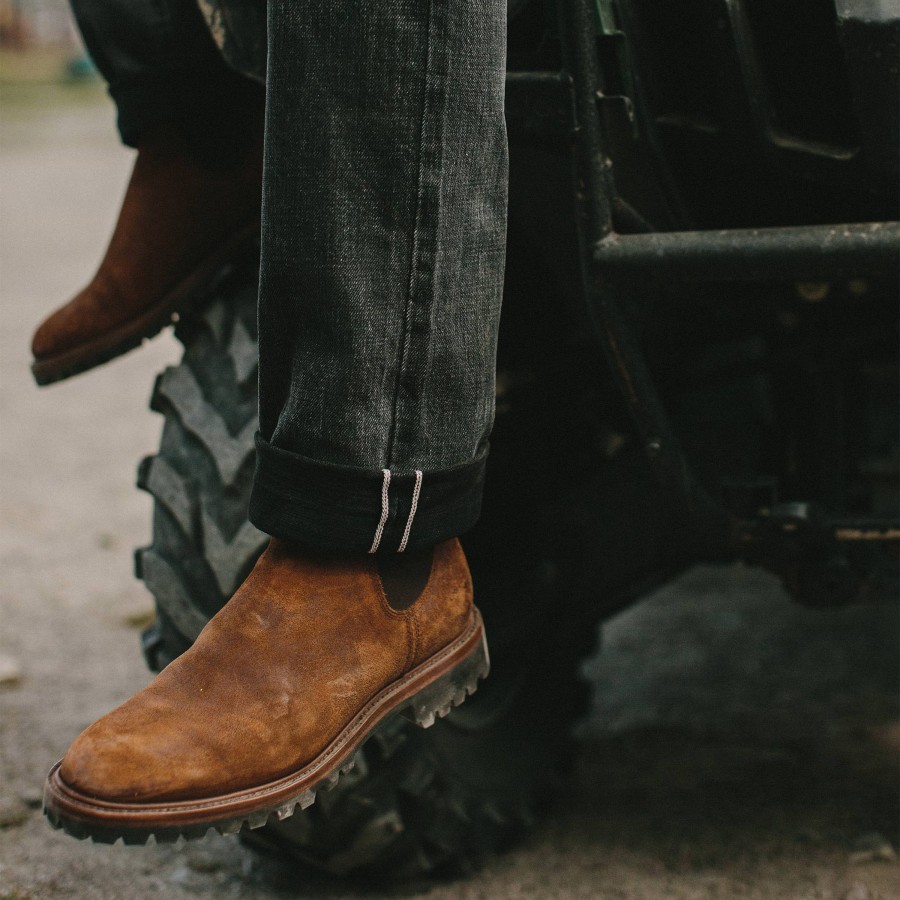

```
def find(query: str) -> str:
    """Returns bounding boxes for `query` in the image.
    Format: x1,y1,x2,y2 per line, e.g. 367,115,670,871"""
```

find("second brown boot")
31,120,263,386
44,538,489,843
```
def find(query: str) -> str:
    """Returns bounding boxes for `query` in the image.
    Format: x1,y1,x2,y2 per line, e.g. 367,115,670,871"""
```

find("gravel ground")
1,92,898,900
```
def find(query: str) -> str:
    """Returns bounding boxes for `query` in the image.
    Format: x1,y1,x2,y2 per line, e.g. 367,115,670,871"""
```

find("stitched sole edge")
44,617,489,845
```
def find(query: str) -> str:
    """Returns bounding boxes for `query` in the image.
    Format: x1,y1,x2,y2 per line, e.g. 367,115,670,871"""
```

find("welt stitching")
58,613,481,817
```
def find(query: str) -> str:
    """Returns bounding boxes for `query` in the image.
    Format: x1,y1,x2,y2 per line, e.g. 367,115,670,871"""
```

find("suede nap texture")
31,118,263,362
59,538,473,804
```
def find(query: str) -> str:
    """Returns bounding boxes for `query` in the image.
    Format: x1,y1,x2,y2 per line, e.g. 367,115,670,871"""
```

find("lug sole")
31,220,260,386
44,612,489,845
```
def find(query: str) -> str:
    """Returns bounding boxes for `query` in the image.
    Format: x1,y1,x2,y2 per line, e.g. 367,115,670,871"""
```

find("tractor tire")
135,254,595,881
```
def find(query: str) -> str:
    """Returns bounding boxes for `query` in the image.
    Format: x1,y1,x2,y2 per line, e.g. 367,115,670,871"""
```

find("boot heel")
402,630,490,729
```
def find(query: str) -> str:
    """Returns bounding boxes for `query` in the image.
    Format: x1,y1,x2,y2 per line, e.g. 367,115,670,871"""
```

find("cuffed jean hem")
249,434,488,554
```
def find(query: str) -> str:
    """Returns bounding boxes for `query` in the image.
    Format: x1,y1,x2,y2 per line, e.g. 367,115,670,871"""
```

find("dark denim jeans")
73,0,509,554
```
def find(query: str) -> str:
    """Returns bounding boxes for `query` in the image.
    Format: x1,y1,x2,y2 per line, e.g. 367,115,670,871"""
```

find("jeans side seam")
385,0,448,473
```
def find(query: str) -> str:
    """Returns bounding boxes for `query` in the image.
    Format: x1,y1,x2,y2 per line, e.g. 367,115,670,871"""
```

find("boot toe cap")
60,720,158,803
31,296,91,359
32,282,121,360
31,311,67,359
58,705,205,804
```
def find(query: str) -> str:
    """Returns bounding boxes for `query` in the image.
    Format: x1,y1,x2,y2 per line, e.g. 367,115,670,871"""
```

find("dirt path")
1,95,897,900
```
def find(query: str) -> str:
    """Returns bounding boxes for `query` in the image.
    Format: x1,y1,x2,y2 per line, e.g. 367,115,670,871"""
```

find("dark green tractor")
136,0,899,879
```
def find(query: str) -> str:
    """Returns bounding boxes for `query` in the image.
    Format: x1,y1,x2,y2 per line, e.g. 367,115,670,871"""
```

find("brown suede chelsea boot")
30,120,263,386
44,538,489,843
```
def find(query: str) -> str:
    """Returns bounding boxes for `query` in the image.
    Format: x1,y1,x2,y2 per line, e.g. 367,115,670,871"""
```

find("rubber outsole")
44,620,489,846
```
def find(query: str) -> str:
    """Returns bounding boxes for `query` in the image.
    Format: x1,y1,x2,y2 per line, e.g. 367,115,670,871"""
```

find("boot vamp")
32,139,261,360
60,550,408,803
32,276,127,359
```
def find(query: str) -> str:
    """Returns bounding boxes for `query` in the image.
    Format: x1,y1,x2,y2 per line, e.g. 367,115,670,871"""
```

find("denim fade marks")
73,0,509,553
251,0,508,552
